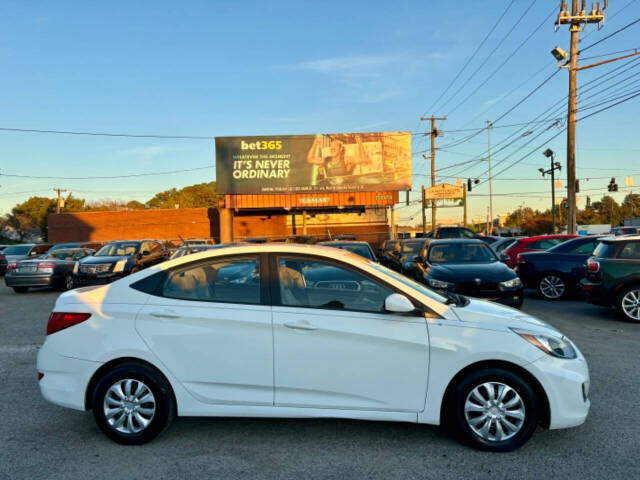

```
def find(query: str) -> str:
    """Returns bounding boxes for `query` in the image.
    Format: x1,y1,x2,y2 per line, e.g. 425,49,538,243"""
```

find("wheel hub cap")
540,276,565,298
622,290,640,320
464,382,525,442
103,379,156,434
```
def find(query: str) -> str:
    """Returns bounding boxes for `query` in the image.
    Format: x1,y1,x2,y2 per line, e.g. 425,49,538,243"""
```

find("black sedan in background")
415,239,523,308
75,240,169,286
515,235,602,300
4,248,94,293
317,241,377,261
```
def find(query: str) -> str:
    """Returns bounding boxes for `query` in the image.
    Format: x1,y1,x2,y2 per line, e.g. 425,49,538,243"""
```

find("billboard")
215,132,411,194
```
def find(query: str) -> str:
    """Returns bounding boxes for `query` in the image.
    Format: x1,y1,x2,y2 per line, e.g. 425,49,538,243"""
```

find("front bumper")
37,341,102,411
74,271,125,286
527,352,590,429
5,272,59,288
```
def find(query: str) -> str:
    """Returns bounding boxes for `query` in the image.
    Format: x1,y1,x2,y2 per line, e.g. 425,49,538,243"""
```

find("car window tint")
570,240,598,254
428,243,496,263
460,229,476,238
277,257,392,313
162,256,260,304
401,241,424,254
618,242,640,259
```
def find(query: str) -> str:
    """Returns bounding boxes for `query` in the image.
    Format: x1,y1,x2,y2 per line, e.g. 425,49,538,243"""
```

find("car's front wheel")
449,368,538,451
60,274,74,291
91,362,175,445
618,285,640,323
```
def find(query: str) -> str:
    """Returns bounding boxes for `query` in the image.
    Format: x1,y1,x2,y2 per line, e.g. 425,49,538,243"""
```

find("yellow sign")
424,183,465,200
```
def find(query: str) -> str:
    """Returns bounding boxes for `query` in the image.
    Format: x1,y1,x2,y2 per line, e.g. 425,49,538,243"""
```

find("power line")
0,165,212,180
0,127,215,140
580,17,640,53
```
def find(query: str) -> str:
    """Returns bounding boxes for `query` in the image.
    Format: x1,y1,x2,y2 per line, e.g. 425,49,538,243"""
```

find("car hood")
429,262,516,282
79,255,129,264
450,297,561,335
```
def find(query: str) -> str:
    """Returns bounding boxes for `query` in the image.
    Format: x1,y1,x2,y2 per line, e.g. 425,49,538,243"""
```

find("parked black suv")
75,240,169,285
580,235,640,322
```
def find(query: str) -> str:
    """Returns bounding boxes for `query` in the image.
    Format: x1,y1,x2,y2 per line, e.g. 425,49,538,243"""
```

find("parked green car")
580,235,640,322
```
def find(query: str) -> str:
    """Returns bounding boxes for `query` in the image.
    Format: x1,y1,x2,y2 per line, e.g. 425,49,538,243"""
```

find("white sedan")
37,244,590,451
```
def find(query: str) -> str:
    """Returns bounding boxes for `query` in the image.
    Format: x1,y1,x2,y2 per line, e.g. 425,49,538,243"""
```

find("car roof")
601,234,640,242
429,238,485,245
319,240,369,245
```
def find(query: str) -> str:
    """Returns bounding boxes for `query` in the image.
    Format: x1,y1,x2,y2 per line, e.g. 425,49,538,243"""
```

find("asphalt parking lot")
1,284,639,480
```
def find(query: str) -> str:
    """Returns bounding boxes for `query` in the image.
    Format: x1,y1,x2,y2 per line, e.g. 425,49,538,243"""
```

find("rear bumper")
5,273,59,288
37,341,102,411
579,278,610,306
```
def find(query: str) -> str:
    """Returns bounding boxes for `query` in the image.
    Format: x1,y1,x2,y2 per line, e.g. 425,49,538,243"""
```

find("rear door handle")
283,321,317,331
149,310,182,319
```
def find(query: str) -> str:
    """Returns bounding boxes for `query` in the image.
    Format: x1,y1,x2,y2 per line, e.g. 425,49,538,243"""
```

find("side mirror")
500,252,510,262
384,293,415,313
142,250,150,256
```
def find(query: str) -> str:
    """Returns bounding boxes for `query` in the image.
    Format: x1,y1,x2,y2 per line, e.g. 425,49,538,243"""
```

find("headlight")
512,329,577,359
112,259,127,273
500,277,522,289
428,278,453,289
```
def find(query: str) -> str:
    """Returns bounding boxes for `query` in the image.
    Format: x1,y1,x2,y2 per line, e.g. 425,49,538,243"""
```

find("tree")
521,217,553,235
620,193,640,220
591,195,621,226
146,182,219,209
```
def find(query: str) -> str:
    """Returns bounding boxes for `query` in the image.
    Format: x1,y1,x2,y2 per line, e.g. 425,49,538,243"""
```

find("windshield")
401,241,425,254
429,243,497,263
3,245,32,255
95,242,140,257
368,262,447,304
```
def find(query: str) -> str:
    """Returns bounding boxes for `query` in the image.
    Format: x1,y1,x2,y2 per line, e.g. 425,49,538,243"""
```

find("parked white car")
37,244,590,451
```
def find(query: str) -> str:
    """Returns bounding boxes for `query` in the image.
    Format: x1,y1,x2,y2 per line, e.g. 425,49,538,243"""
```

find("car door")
136,254,273,405
271,254,429,412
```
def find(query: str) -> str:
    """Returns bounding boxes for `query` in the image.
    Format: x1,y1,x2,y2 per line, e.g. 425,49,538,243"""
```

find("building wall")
48,208,220,242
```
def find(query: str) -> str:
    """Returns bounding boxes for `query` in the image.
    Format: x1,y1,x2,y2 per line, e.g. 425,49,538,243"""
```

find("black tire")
13,287,28,293
448,368,538,452
91,362,175,445
60,274,74,291
537,273,568,300
617,285,640,323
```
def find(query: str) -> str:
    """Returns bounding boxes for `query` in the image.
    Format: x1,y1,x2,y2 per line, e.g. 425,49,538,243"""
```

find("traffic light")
608,178,618,192
586,196,591,207
467,178,472,192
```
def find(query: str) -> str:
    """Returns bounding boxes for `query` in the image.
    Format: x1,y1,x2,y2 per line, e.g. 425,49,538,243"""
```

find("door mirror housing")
384,293,415,313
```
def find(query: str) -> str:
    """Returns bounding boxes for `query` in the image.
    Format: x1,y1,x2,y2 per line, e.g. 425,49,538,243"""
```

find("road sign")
424,183,465,200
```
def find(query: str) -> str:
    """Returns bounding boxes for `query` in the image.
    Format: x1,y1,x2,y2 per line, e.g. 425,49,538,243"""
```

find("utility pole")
486,120,494,235
555,0,607,234
541,149,562,233
53,188,68,214
421,186,427,234
421,115,446,234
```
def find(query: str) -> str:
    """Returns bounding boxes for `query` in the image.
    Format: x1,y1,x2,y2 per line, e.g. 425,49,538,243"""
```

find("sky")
1,0,639,224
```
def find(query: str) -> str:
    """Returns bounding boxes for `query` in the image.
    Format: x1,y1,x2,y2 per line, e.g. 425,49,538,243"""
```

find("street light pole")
486,120,494,235
541,148,562,233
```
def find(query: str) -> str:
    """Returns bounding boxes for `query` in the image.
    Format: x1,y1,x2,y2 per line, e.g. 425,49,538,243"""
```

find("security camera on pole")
540,149,562,233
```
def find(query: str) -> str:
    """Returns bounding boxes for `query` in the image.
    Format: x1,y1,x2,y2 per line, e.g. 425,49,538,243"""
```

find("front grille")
80,263,112,274
455,281,500,297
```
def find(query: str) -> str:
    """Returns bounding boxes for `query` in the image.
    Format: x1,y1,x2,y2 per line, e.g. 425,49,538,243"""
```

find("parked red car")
503,234,578,268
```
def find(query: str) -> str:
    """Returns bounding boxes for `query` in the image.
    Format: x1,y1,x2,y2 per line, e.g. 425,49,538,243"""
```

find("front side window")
276,257,392,313
162,256,260,304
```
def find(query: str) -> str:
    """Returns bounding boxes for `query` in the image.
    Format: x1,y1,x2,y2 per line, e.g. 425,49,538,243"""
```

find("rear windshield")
95,242,140,257
401,241,425,254
2,245,32,255
326,243,373,260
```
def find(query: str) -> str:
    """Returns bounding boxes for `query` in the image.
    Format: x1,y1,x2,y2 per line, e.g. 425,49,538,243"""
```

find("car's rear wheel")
12,287,28,293
449,368,538,452
92,363,175,445
60,274,74,291
537,273,567,300
618,286,640,323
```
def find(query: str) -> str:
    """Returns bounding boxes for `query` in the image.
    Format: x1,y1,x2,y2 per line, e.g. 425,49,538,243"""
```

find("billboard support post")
219,207,234,243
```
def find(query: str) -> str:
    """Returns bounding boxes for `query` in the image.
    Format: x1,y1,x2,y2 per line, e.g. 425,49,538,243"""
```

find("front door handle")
283,321,317,331
149,310,182,319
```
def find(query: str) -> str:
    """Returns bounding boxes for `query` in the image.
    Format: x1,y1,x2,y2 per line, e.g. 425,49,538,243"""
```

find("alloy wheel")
103,379,156,434
621,289,640,321
539,275,565,299
64,275,74,290
464,382,526,442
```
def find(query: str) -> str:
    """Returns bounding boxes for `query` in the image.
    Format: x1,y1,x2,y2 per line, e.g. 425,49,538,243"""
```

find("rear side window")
161,256,261,304
593,243,616,259
569,240,598,254
528,239,562,249
618,242,640,259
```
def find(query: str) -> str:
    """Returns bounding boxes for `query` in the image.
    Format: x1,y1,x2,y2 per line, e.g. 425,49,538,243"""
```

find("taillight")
38,262,56,272
586,258,600,273
46,312,91,335
0,254,5,260
6,262,17,271
38,372,44,381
